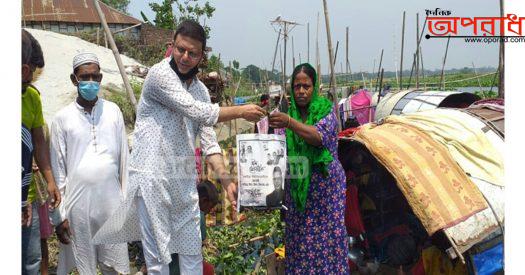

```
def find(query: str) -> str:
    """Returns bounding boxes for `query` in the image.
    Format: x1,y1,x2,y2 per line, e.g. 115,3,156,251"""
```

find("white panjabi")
50,99,130,275
93,57,222,264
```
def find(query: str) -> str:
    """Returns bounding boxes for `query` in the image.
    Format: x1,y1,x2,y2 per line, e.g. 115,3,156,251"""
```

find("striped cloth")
21,125,33,208
353,119,487,235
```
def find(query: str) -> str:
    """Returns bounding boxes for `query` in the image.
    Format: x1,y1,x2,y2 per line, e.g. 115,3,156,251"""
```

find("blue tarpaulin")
472,242,503,275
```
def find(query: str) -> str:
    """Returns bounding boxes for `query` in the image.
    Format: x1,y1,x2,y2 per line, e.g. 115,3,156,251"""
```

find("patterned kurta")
93,58,222,264
285,111,349,274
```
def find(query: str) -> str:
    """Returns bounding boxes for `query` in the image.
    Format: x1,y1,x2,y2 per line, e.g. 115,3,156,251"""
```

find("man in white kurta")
93,20,265,274
50,53,129,275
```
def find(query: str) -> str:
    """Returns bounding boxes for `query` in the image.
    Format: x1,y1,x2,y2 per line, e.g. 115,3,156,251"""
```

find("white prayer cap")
73,52,100,70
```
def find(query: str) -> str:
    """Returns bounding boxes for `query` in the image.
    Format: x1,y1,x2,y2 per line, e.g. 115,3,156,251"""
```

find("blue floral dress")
285,111,349,274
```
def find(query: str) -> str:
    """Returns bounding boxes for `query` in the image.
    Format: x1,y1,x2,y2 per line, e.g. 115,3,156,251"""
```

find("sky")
128,0,501,74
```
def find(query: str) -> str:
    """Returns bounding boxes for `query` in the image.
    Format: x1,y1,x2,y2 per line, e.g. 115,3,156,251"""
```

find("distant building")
22,0,142,38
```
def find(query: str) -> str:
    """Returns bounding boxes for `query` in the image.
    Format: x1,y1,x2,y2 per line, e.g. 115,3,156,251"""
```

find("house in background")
22,0,142,38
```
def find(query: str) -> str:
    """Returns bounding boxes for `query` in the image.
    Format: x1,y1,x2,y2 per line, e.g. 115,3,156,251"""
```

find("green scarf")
286,63,333,212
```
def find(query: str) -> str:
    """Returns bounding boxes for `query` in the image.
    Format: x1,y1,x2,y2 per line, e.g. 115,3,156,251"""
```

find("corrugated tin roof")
22,0,141,25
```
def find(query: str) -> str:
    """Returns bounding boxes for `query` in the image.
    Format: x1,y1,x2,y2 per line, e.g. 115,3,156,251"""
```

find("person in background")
50,52,130,274
21,29,63,275
22,30,34,273
269,63,349,274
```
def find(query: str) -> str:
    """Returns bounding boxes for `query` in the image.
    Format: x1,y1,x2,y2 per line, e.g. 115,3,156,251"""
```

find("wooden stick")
472,62,483,93
307,22,310,63
112,22,143,35
420,46,426,90
444,230,466,264
93,0,137,111
416,13,420,89
399,11,406,91
271,29,281,74
316,12,321,77
323,0,340,120
374,49,384,93
329,41,340,90
406,53,416,89
439,35,451,90
498,0,504,98
377,68,385,103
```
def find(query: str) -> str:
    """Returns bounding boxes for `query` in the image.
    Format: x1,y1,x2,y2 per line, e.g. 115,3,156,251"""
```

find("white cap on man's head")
73,52,99,70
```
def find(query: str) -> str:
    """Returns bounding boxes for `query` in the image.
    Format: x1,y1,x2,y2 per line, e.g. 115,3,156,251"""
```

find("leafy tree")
149,0,215,37
232,60,240,70
207,54,224,72
149,0,176,30
241,65,261,84
101,0,130,13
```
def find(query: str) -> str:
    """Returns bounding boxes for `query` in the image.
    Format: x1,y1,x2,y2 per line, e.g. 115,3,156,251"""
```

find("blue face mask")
78,81,100,101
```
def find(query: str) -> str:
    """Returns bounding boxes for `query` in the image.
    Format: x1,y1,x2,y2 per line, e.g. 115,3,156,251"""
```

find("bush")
103,77,143,128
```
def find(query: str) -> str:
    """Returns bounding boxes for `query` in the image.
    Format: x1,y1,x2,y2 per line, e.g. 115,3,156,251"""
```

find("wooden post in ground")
322,0,341,130
400,11,406,91
420,46,427,90
271,29,281,74
416,13,420,89
93,0,137,111
292,36,296,68
472,62,483,93
316,12,321,78
439,35,451,90
374,49,384,93
307,22,310,63
377,68,385,103
346,27,349,81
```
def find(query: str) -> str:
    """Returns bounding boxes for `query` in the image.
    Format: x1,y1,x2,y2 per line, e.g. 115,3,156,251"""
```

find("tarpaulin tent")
338,106,504,273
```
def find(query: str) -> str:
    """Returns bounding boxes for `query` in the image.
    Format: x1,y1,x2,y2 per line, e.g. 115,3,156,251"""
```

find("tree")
232,60,240,70
207,54,224,72
241,65,261,84
149,0,215,37
101,0,130,13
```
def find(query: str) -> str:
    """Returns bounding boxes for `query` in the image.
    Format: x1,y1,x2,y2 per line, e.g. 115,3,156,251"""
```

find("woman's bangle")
286,116,291,128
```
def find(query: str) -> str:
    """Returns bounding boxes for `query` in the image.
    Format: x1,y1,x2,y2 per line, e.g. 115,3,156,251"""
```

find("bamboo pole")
374,49,384,93
439,35,451,90
472,62,483,93
420,46,427,90
292,36,296,68
407,53,417,89
307,22,310,63
399,11,406,91
283,22,288,89
112,22,143,35
92,0,137,111
322,0,340,115
346,26,349,79
316,12,321,78
271,29,281,74
377,68,385,103
329,41,340,90
416,13,420,89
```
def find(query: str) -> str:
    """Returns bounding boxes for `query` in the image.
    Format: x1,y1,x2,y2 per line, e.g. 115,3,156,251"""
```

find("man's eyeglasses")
76,73,103,82
174,45,202,60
